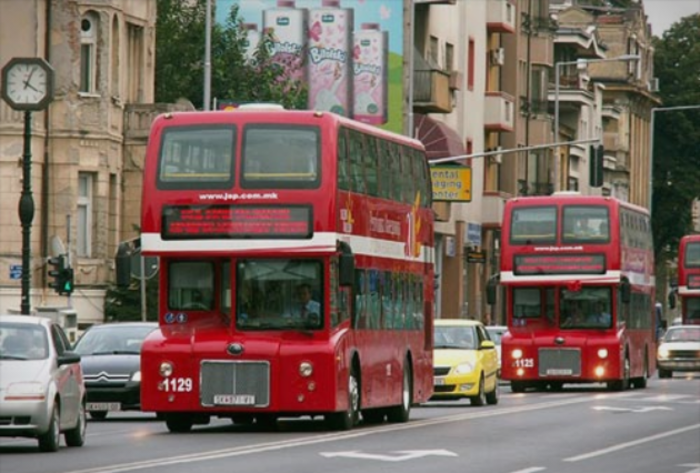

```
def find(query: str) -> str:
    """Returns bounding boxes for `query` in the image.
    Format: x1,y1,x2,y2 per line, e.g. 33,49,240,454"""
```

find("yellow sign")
430,166,472,202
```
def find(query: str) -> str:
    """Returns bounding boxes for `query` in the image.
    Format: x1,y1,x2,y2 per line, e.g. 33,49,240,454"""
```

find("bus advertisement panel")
136,107,435,432
490,193,655,392
677,234,700,325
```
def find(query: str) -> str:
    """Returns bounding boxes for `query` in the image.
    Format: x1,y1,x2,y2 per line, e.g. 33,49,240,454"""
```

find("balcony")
548,72,594,111
413,69,453,114
484,91,514,132
482,192,507,226
487,0,516,34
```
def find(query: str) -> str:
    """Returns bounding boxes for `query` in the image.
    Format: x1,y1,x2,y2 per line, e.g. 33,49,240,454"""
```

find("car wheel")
658,368,672,379
486,376,499,405
387,359,412,423
89,411,108,421
65,401,87,447
326,367,360,430
38,403,60,452
470,373,487,406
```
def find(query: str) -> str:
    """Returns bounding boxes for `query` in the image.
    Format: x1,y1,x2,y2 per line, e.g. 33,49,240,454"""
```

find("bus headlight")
594,366,605,377
159,362,173,377
512,349,523,359
454,362,475,375
657,347,670,359
597,348,608,359
299,362,314,377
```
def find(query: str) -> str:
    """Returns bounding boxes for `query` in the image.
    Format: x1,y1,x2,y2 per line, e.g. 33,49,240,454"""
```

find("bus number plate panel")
213,394,256,406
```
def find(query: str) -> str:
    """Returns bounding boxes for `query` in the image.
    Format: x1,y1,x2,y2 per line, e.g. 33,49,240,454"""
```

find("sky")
643,0,700,36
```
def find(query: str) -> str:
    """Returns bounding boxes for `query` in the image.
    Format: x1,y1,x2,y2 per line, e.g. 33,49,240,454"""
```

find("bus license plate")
213,394,255,406
86,402,121,412
434,377,445,386
546,369,573,375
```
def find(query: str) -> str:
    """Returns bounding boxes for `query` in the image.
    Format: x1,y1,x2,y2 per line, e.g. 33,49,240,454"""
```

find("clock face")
6,63,49,104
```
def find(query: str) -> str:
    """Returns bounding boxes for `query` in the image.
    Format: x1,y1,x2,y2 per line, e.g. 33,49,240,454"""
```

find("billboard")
430,166,472,202
216,0,405,133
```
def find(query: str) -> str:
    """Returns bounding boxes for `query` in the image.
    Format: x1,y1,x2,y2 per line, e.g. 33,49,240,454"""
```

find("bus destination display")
514,254,606,275
162,205,312,239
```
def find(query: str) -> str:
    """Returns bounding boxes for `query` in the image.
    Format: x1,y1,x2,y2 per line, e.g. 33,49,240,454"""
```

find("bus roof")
507,194,650,215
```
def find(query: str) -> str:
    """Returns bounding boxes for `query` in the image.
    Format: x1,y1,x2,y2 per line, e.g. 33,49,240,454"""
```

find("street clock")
1,57,55,111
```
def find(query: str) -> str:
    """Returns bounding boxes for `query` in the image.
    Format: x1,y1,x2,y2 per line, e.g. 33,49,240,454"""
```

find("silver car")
0,314,87,452
657,325,700,378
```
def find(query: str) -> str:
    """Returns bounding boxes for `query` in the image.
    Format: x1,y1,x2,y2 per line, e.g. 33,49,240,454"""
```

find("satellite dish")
129,249,160,280
50,235,66,257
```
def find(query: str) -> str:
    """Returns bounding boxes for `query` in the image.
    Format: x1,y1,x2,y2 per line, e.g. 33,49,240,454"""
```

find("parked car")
72,322,158,419
485,325,508,376
0,314,86,452
657,325,700,378
432,319,500,405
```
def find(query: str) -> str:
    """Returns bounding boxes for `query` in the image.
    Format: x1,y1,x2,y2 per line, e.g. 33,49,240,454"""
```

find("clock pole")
19,111,34,315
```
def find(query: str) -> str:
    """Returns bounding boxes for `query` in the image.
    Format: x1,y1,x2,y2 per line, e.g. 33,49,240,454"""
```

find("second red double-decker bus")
136,106,435,432
675,234,700,325
488,192,655,391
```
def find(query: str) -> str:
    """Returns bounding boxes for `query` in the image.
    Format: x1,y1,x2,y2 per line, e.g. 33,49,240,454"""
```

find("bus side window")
354,269,368,329
349,131,366,195
337,128,350,191
364,134,378,197
390,143,402,202
378,140,391,200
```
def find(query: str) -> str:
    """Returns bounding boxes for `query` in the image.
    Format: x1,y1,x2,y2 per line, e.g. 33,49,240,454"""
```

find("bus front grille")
200,361,270,408
538,348,581,377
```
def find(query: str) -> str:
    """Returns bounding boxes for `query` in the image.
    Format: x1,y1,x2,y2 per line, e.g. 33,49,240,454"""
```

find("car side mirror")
480,340,496,350
57,351,81,366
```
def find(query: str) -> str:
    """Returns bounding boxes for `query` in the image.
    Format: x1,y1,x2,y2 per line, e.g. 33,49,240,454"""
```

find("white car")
485,325,508,373
0,314,87,452
657,325,700,378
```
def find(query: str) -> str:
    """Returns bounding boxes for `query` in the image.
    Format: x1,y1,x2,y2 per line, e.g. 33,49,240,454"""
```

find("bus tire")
165,414,194,433
387,359,412,423
633,352,649,389
326,367,359,430
510,381,526,393
658,368,672,379
607,355,630,391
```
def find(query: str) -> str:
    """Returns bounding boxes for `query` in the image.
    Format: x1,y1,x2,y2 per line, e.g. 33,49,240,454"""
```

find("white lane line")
509,468,546,473
563,423,700,462
60,395,600,473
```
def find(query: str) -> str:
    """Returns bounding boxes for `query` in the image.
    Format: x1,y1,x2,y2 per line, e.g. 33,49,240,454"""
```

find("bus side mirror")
668,292,676,309
486,277,498,306
620,278,631,304
115,242,133,289
339,253,355,287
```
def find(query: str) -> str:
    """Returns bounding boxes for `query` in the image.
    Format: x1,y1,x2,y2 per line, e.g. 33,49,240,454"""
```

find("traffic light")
48,255,66,294
589,144,604,188
61,267,74,296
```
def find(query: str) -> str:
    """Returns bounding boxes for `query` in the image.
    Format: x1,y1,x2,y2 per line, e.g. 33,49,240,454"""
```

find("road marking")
678,463,700,473
508,468,546,473
319,449,457,462
563,423,700,462
59,395,604,473
591,406,673,413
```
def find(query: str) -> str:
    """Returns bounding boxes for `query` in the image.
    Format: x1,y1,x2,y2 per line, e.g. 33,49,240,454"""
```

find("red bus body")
497,193,655,391
138,109,435,430
678,234,700,325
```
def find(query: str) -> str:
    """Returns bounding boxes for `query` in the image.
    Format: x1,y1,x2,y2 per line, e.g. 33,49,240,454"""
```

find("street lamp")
553,54,641,192
649,105,700,215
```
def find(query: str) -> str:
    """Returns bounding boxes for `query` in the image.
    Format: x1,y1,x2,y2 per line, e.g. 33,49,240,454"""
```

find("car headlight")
453,362,475,375
299,361,313,377
159,362,173,377
5,382,46,400
657,347,670,359
130,371,142,382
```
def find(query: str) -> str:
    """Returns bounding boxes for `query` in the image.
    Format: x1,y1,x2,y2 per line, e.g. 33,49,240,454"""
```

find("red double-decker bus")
488,192,655,391
137,106,435,432
676,234,700,325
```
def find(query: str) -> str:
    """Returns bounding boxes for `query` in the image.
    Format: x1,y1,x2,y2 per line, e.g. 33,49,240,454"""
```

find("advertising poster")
217,0,405,134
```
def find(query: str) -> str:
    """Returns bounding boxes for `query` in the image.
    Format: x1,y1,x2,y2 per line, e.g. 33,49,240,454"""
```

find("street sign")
9,264,22,280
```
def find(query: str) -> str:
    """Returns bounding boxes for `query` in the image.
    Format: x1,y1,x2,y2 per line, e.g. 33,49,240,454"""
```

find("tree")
651,13,700,263
155,0,307,110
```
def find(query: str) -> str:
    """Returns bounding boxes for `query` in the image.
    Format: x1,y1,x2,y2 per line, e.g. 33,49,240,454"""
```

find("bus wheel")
326,368,359,430
634,354,649,389
607,356,630,391
658,368,672,379
510,381,526,393
387,360,412,423
165,414,194,433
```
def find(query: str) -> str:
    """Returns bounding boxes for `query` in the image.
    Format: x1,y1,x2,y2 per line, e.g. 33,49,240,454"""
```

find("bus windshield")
685,242,700,268
236,259,323,331
560,287,612,329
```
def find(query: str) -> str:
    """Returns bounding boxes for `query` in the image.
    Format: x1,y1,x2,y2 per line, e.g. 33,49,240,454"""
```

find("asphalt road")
1,376,699,473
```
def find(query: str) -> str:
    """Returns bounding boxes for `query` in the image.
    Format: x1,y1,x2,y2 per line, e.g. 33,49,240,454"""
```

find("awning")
414,114,464,160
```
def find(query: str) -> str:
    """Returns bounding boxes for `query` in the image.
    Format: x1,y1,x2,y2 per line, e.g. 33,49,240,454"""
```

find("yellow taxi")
431,319,500,405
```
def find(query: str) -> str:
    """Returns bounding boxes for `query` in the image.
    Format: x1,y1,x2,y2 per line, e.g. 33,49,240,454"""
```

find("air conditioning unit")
648,77,659,92
490,48,505,66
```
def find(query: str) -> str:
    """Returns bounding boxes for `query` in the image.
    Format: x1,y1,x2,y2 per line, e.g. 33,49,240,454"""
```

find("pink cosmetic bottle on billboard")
307,0,354,116
353,23,389,125
263,0,308,83
243,23,261,63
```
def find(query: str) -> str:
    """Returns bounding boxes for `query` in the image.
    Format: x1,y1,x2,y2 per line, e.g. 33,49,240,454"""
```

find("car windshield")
434,325,477,349
73,325,156,355
0,323,49,360
663,327,700,342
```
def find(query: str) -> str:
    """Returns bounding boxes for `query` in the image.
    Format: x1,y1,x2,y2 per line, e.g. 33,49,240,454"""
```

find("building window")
445,42,454,71
530,64,550,114
127,22,145,102
77,173,94,258
468,38,475,90
80,12,99,93
429,36,439,67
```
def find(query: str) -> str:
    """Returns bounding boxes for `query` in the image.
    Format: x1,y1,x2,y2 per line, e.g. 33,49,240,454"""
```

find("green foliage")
651,13,700,261
155,0,307,110
104,277,159,322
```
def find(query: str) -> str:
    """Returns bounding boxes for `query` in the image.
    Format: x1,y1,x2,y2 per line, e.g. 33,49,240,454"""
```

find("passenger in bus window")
562,306,584,327
588,301,611,326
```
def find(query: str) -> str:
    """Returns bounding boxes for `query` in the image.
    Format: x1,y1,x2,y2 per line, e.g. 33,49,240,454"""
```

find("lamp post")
553,54,640,192
203,0,212,111
649,104,700,215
